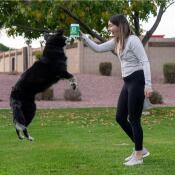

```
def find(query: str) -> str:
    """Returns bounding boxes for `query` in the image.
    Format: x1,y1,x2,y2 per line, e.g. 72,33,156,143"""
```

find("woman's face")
108,21,119,37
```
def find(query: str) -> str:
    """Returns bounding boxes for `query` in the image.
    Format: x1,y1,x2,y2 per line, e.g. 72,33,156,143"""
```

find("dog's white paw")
27,135,34,141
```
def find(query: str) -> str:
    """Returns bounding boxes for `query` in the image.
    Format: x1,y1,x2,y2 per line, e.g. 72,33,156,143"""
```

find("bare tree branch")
59,5,119,56
59,5,106,43
163,1,175,12
142,3,164,46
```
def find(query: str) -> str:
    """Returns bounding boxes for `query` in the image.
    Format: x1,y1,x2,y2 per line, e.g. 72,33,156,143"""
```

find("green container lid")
70,24,80,38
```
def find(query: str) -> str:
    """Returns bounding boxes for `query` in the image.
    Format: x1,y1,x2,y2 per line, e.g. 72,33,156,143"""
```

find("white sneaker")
125,151,135,162
125,147,150,161
124,156,143,166
142,147,150,158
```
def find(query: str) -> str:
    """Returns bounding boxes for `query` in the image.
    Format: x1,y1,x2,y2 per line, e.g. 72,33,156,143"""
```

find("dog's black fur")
10,30,76,141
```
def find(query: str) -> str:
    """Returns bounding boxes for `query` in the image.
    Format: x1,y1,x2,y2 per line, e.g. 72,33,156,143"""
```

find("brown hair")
109,14,132,55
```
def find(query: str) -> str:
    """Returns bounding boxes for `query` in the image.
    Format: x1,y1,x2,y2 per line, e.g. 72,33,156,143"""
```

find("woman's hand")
80,31,91,40
144,87,153,98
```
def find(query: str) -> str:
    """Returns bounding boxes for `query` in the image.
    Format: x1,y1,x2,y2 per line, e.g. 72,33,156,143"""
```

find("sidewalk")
0,74,175,109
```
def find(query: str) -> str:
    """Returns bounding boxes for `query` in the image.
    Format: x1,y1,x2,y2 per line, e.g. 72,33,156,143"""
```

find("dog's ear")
44,33,51,41
56,29,64,36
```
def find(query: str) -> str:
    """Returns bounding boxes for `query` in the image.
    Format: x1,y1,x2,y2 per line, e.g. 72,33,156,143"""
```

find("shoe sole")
125,151,150,162
124,161,143,166
125,155,133,162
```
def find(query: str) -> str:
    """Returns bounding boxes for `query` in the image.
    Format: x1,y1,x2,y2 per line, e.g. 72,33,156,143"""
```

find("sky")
0,3,175,49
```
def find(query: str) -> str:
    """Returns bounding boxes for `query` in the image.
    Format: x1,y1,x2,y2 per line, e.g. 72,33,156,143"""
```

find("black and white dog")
10,30,77,141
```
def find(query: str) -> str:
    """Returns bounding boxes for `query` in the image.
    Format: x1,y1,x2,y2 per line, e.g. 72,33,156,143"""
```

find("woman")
81,14,153,166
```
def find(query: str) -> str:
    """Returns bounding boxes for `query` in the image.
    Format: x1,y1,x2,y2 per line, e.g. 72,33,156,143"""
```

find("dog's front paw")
69,77,78,90
71,83,77,90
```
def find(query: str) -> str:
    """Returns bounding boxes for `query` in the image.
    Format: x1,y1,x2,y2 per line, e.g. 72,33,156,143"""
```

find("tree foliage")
0,0,174,46
0,43,10,51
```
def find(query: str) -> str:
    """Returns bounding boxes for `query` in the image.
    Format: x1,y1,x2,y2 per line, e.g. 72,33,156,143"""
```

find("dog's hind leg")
14,116,34,141
15,119,34,141
23,129,34,141
22,101,36,141
10,98,26,140
22,101,36,127
16,129,24,140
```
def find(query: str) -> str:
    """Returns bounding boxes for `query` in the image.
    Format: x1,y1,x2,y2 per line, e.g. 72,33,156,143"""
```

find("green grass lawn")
0,107,175,175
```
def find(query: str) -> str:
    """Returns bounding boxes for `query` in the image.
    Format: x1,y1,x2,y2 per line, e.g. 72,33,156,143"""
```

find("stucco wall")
80,43,121,76
0,54,5,72
66,46,80,73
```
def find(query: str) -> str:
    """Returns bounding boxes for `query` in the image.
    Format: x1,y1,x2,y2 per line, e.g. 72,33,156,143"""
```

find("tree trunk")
133,11,140,37
142,4,164,46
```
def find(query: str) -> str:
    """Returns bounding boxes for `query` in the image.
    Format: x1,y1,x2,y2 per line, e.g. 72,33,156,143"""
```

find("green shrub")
64,88,82,101
35,88,54,101
99,62,112,76
149,90,163,104
163,63,175,83
34,50,42,60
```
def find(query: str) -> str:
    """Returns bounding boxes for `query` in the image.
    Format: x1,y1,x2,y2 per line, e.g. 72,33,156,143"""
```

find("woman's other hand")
144,87,153,98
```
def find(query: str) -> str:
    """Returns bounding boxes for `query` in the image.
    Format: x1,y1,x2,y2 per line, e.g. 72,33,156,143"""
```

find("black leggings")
116,70,145,151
